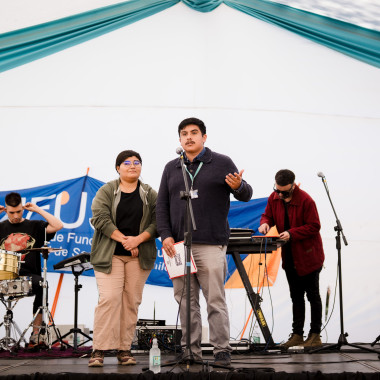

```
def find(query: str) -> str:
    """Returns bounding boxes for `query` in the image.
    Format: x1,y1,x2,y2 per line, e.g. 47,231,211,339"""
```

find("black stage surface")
0,345,380,380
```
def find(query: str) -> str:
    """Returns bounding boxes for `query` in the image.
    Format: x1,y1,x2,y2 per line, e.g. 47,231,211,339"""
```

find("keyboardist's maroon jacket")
260,185,324,276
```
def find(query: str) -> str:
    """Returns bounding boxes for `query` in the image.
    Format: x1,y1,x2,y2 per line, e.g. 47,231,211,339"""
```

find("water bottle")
252,325,260,345
149,338,161,373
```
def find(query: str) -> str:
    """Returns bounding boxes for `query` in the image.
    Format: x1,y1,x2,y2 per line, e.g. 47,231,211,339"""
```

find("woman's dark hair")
275,169,295,186
178,117,206,136
5,192,22,207
115,150,142,171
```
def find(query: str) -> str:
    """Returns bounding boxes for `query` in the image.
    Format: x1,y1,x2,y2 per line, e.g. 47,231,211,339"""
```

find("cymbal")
18,247,63,252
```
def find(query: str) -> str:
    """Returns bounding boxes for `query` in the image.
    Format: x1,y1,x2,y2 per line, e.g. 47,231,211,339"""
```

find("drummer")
0,192,63,347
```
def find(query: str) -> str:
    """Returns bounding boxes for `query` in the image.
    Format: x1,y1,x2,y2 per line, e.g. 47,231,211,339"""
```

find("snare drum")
0,276,32,298
0,250,20,280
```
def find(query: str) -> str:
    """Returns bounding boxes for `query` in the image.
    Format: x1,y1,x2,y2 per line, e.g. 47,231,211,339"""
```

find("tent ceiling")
0,0,379,33
275,0,380,31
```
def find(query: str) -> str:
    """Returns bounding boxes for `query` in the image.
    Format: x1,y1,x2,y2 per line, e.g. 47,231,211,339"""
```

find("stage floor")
0,345,380,377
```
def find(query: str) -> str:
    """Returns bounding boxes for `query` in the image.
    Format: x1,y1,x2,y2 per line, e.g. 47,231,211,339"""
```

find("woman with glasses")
89,150,157,367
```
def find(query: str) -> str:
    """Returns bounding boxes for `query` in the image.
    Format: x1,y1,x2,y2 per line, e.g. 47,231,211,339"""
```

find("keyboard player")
258,169,324,350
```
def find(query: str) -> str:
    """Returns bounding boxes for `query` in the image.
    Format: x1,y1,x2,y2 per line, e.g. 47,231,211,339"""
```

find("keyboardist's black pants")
285,266,322,336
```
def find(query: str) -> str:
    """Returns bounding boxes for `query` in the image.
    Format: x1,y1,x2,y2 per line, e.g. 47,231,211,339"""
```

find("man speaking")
156,117,252,366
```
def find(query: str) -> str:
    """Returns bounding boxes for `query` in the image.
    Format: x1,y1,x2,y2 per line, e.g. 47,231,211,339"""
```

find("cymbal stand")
0,296,27,351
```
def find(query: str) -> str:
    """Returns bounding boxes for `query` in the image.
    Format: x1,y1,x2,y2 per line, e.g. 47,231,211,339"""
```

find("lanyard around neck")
185,161,203,187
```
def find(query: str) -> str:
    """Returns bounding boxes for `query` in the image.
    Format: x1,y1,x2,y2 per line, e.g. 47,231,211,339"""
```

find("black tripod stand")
57,267,93,350
310,173,379,355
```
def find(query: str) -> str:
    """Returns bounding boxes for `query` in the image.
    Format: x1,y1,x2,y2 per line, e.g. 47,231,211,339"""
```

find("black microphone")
317,172,325,178
176,147,183,155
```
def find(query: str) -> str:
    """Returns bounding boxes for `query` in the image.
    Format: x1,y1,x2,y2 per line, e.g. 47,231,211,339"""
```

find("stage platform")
0,345,380,379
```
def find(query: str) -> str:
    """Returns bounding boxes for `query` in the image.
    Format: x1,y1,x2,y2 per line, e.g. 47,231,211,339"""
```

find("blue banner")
0,176,268,287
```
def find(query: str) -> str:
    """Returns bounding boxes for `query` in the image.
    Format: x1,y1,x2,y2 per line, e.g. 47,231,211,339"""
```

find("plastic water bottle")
252,325,261,345
149,338,161,373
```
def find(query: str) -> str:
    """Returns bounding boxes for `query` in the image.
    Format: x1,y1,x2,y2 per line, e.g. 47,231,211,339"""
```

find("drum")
0,250,20,280
0,276,32,298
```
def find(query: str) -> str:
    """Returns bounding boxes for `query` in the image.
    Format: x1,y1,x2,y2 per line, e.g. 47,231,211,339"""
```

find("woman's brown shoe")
88,350,104,367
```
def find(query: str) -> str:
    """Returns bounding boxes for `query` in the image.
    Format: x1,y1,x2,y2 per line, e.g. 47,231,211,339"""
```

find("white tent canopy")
1,1,379,344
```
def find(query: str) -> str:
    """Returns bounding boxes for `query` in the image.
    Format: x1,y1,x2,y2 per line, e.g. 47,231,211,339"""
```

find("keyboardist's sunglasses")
273,184,294,198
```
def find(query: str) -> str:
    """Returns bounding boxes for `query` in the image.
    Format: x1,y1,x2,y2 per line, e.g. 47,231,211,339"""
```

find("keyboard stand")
228,250,275,348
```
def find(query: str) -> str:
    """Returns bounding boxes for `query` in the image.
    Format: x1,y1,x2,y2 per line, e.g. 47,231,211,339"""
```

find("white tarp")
0,2,379,345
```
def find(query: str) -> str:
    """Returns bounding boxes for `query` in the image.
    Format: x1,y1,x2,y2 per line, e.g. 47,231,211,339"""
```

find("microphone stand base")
309,333,380,355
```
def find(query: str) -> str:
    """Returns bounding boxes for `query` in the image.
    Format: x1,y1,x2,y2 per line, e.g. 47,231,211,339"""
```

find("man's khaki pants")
173,244,232,357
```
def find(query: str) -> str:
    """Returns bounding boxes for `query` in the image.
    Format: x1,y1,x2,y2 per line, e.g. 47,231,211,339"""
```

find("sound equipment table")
227,229,285,348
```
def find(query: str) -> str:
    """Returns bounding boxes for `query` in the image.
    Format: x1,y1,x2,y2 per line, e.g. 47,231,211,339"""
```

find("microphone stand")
310,175,379,355
179,151,200,367
160,151,208,371
371,335,380,347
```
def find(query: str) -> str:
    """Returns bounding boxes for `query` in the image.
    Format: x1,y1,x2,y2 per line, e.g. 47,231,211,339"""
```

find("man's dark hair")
275,169,295,186
115,150,142,171
5,192,22,207
178,117,206,136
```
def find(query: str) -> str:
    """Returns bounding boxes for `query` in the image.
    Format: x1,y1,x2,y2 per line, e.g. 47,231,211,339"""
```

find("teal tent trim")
182,0,222,12
225,0,380,69
1,0,380,73
0,0,179,73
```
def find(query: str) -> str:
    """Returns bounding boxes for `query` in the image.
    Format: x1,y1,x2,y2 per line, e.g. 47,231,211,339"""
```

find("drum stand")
17,248,62,350
0,296,27,351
